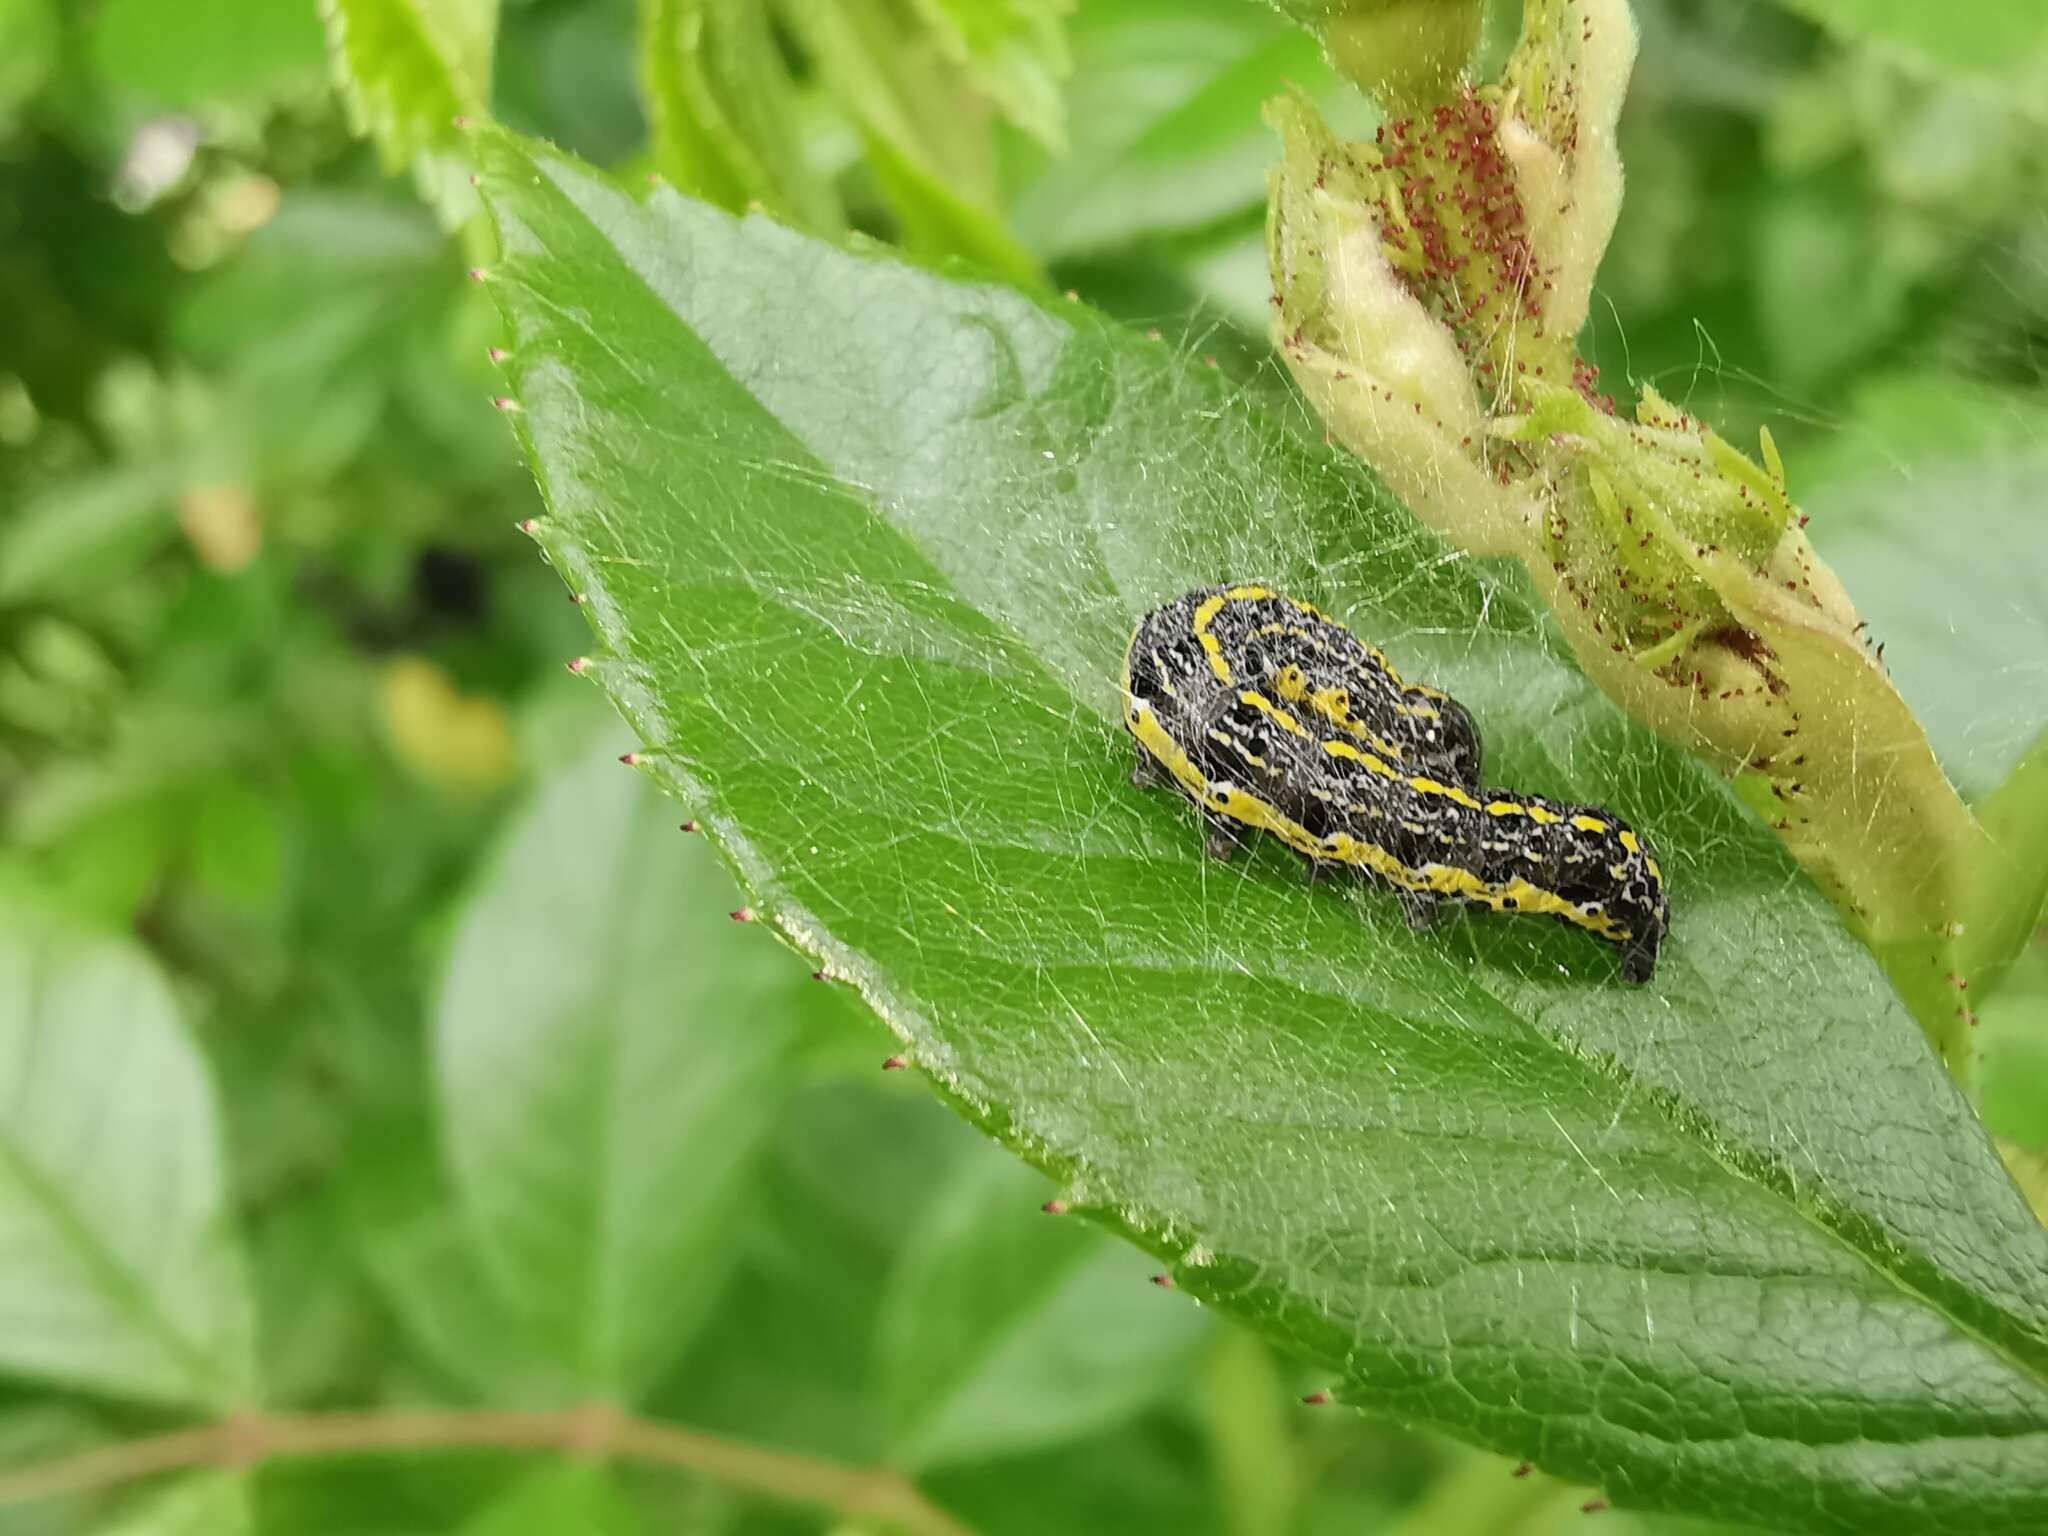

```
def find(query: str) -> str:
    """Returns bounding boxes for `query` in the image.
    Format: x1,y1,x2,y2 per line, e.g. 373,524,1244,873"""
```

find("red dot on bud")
1041,1199,1068,1216
515,518,539,535
566,657,590,675
679,820,700,834
881,1054,908,1071
488,347,508,364
468,267,490,282
729,906,755,923
1511,1462,1533,1478
492,396,520,412
619,752,642,767
1149,1273,1175,1289
1581,1498,1608,1514
1301,1390,1330,1406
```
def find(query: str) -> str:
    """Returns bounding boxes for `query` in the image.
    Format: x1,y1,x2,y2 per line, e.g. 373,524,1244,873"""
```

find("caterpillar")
1122,584,1669,982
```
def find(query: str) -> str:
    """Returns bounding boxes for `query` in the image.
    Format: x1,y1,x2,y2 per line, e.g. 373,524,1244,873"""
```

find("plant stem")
0,1403,972,1536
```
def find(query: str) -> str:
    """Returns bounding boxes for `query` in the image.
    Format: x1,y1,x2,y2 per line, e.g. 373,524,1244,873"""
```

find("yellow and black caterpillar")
1123,584,1669,982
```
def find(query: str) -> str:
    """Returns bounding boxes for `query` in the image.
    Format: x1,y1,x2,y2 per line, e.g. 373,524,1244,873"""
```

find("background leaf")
1765,0,2048,87
0,882,254,1408
457,1465,641,1536
476,128,2048,1534
639,0,842,230
89,1473,253,1536
321,0,498,217
877,1147,1207,1469
1799,383,2048,800
1008,0,1360,260
434,730,848,1398
911,0,1073,151
785,0,1044,285
89,0,327,114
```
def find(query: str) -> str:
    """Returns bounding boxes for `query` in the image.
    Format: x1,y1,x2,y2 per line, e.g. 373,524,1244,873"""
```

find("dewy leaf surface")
474,128,2048,1534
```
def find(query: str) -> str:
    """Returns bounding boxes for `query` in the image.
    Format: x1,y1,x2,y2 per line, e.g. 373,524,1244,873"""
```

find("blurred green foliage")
0,1,2042,1533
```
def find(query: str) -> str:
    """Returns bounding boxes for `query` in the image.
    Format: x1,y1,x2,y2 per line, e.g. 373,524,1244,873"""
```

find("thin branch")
0,1404,972,1536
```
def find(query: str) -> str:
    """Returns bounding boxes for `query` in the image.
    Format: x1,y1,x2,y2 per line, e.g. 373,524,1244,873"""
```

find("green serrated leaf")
640,0,842,230
860,124,1045,291
472,129,2048,1533
1009,0,1357,260
0,883,255,1408
434,735,828,1399
910,0,1074,151
783,0,1042,285
320,0,497,219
